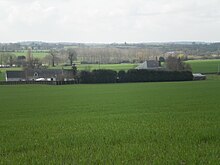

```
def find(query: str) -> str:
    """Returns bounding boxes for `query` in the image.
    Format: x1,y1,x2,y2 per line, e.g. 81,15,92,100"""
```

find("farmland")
50,63,137,72
186,59,220,73
1,80,220,164
13,51,49,59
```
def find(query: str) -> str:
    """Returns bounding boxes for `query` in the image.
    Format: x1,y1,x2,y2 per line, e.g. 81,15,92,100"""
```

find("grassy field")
50,63,137,71
13,51,49,59
186,59,220,73
0,80,220,164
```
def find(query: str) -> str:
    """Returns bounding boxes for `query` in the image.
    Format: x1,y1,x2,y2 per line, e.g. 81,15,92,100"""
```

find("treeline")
76,47,161,64
79,69,193,84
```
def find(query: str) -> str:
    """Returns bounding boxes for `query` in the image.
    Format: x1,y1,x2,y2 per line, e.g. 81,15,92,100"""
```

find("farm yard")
1,0,220,163
0,64,137,81
1,79,220,164
1,59,220,81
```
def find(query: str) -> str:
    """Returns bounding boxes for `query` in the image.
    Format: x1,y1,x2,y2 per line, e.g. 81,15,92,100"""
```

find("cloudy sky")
0,0,220,43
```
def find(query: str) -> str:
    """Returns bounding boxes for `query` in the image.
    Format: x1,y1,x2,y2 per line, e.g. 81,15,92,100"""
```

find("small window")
34,72,38,77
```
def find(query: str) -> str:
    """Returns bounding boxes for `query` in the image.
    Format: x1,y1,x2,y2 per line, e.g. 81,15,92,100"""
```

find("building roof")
6,71,25,79
135,60,159,70
6,69,73,79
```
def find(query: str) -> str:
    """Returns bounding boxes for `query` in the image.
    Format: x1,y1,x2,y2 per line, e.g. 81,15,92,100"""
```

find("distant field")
13,51,49,59
50,63,137,71
186,59,220,73
1,80,220,164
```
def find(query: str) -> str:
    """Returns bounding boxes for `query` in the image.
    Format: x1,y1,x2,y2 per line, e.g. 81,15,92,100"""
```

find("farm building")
5,69,75,82
135,60,161,70
5,71,26,82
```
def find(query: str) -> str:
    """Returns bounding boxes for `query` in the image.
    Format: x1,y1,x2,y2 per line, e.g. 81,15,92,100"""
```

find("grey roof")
6,71,25,79
26,69,64,78
135,60,159,70
6,69,73,79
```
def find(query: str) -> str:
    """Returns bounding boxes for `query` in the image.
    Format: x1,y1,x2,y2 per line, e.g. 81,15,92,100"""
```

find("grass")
13,51,49,59
0,71,4,81
186,59,220,73
0,80,220,164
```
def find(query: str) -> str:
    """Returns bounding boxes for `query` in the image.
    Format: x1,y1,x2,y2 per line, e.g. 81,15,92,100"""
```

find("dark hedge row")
79,70,117,84
79,69,193,84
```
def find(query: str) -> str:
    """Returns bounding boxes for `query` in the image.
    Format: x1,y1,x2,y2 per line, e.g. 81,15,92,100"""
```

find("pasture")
186,59,220,73
13,51,49,59
50,63,137,72
0,80,220,164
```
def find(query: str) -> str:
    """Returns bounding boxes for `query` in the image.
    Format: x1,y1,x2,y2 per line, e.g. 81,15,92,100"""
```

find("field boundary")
0,81,77,85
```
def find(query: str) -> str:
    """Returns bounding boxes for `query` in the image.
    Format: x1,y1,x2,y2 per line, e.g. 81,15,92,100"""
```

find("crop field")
186,59,220,73
1,80,220,164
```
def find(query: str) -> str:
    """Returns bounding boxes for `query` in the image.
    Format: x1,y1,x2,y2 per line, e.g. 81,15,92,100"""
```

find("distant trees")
76,47,162,64
165,56,191,71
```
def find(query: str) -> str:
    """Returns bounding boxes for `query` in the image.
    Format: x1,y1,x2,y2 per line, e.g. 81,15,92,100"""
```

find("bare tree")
67,48,77,66
166,56,191,71
26,47,35,69
49,49,57,67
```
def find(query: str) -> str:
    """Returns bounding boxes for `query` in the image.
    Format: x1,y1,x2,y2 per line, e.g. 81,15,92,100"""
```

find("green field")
1,80,220,164
186,59,220,73
13,51,49,59
50,63,137,72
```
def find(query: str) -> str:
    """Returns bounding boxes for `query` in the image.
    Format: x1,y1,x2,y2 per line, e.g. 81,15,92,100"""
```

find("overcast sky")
0,0,220,43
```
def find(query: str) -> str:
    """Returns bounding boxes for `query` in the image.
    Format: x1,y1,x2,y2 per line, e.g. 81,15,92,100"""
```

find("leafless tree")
49,49,57,67
165,56,191,71
67,48,77,66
